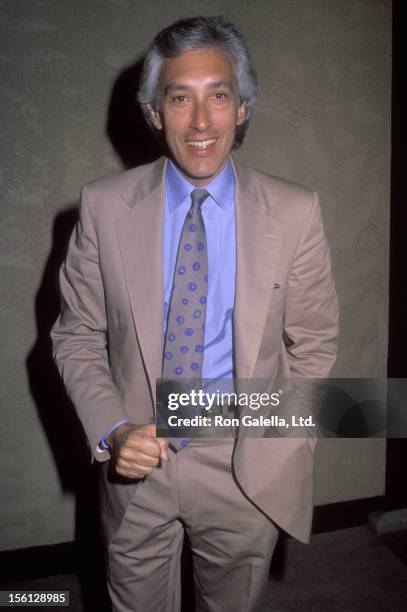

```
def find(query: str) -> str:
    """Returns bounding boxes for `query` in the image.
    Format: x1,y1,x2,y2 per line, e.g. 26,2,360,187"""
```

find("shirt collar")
166,158,235,212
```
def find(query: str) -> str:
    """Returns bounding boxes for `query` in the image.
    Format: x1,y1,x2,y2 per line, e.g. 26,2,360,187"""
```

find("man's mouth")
186,138,217,149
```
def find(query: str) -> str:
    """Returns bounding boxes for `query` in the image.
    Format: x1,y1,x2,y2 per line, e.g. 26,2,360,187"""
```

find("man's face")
148,47,246,186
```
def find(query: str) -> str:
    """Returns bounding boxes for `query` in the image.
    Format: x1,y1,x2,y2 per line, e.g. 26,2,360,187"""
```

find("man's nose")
190,100,210,131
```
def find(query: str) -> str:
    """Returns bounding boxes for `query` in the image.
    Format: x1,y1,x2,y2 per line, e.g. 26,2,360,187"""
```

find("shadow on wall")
106,56,162,169
26,205,111,610
25,57,162,611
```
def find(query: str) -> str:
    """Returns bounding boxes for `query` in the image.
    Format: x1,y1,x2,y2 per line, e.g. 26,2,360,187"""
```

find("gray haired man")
52,15,338,612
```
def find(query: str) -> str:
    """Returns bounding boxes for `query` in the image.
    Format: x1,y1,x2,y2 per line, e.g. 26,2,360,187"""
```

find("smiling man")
51,16,338,612
147,46,246,184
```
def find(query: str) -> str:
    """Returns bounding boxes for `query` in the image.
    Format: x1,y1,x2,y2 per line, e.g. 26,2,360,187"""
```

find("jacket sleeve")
51,185,128,461
284,191,339,378
281,192,339,442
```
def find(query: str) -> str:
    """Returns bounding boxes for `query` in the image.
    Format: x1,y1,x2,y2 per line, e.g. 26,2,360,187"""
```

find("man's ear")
147,103,163,130
236,102,246,126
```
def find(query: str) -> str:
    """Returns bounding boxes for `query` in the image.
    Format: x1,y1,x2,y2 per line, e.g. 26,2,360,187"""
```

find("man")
51,16,338,612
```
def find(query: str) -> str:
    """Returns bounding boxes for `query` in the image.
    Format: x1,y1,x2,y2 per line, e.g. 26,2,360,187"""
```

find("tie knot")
191,189,209,209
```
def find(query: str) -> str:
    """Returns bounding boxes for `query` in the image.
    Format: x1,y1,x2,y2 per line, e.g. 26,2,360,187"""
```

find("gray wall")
0,1,391,550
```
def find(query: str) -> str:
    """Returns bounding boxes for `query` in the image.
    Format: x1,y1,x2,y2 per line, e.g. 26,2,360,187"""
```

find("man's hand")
108,423,169,479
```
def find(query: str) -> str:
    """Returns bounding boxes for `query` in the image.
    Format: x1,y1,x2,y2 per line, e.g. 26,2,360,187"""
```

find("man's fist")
108,423,168,479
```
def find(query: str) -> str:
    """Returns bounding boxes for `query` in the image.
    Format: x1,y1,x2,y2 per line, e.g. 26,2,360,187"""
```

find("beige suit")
52,156,338,550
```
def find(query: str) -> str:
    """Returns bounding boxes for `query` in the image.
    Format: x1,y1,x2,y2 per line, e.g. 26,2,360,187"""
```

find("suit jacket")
51,156,338,543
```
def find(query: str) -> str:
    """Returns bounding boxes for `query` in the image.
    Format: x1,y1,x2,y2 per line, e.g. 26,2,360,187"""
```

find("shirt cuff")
98,418,129,450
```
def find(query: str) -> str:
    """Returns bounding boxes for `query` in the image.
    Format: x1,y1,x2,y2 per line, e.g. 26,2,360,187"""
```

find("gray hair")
137,16,257,149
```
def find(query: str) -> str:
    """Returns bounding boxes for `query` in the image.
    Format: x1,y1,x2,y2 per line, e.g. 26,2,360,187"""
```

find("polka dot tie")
162,189,209,451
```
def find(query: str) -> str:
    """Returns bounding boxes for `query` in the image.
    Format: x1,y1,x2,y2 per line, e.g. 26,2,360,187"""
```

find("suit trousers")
102,438,279,612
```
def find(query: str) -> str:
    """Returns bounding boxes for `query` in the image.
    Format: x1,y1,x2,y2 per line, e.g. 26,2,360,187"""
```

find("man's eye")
172,95,187,103
214,92,227,100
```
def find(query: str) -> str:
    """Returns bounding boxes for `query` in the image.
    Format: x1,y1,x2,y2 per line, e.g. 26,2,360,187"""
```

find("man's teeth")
188,139,216,148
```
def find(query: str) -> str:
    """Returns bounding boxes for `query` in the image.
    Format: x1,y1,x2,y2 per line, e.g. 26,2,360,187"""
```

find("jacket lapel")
233,159,286,380
115,158,166,397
